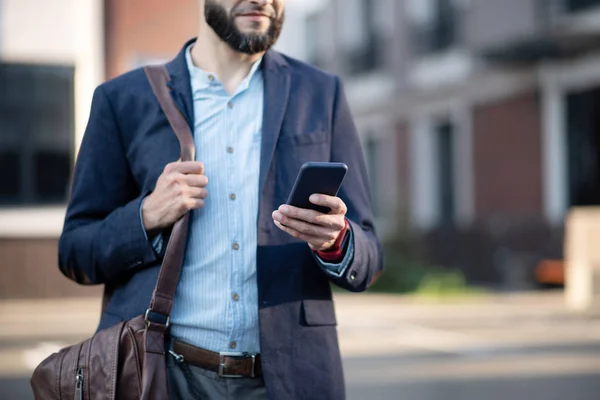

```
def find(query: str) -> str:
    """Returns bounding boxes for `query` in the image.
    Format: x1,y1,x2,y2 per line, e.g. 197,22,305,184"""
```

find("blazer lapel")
259,50,290,198
165,38,196,129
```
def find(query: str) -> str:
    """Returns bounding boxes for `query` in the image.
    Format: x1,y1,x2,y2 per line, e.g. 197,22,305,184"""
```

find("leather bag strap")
144,65,195,320
139,65,195,400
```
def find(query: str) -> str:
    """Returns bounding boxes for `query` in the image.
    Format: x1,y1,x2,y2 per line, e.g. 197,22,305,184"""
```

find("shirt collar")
185,44,263,93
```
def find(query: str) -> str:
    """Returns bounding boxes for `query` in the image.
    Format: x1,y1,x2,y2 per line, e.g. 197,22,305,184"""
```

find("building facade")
302,0,600,286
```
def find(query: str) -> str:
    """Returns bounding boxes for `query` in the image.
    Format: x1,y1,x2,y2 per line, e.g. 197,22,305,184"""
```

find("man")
58,0,383,398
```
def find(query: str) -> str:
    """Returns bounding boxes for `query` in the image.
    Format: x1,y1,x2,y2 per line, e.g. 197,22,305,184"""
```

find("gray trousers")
166,349,268,400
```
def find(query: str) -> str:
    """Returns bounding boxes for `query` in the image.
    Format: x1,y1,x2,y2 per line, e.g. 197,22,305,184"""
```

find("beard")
204,0,284,55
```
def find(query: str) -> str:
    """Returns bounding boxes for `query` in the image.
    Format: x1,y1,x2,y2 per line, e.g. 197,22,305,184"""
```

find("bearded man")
58,1,383,398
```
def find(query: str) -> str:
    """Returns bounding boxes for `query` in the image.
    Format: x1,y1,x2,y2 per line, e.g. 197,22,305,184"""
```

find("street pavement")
1,291,599,399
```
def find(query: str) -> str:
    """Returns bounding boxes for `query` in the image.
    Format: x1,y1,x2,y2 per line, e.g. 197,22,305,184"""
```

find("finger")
184,198,205,211
278,205,345,230
272,210,336,240
273,221,331,250
183,174,209,188
167,161,204,175
309,194,346,215
186,187,208,200
273,220,318,241
278,205,321,223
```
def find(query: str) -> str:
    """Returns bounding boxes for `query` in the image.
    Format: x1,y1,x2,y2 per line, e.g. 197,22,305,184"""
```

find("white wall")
0,0,105,238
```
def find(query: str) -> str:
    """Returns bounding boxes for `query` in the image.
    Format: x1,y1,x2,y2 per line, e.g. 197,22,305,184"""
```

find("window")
0,63,75,206
565,0,600,12
566,87,600,207
340,0,385,75
545,0,600,16
365,137,381,216
435,120,456,225
408,0,460,56
305,12,323,68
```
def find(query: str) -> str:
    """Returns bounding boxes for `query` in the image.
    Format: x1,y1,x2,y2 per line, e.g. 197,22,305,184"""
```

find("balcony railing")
543,0,600,21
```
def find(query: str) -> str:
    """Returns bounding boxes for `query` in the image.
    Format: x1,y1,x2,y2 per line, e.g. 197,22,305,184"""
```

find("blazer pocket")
278,130,329,146
301,299,337,326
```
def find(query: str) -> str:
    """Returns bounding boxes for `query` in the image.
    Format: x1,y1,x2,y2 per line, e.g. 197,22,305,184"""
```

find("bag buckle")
144,309,170,328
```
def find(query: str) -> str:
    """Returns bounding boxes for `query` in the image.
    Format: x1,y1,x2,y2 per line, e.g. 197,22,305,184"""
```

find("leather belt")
172,340,262,378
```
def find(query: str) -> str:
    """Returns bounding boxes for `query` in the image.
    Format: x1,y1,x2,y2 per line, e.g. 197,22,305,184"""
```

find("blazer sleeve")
58,85,159,285
327,77,384,292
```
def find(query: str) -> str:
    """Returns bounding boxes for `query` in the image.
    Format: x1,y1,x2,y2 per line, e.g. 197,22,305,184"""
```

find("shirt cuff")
313,223,354,278
140,197,164,256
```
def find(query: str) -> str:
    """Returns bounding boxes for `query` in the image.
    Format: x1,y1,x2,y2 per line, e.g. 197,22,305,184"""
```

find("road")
1,291,600,399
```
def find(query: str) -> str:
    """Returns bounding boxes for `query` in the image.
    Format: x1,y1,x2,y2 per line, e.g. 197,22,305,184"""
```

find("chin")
235,21,269,32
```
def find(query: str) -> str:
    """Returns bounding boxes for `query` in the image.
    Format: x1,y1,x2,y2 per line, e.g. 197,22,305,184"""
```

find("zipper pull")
75,368,84,400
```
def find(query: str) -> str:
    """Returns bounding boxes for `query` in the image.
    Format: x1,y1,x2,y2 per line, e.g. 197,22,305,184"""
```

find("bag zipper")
75,367,84,400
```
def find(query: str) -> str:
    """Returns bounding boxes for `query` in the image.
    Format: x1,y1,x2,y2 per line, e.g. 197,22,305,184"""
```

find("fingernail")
279,205,289,214
272,211,281,221
310,195,319,203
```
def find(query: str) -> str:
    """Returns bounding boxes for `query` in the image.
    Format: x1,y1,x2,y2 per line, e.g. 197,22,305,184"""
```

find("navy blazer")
59,39,383,400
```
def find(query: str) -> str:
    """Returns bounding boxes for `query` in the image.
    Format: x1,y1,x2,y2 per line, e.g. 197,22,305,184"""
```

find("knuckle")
175,174,187,185
315,215,328,225
183,198,194,210
165,162,178,174
339,201,348,213
306,227,318,237
174,182,185,197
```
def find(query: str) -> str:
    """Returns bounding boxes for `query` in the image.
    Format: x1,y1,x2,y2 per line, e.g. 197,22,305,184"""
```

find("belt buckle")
218,352,256,378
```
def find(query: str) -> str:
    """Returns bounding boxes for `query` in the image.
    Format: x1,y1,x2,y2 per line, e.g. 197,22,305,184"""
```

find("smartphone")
286,162,348,214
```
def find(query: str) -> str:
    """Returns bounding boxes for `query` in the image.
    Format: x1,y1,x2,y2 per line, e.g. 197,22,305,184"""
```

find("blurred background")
1,0,600,398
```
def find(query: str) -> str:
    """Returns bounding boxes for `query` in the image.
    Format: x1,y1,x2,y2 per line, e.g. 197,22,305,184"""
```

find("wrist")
315,219,349,261
141,196,160,234
324,219,349,252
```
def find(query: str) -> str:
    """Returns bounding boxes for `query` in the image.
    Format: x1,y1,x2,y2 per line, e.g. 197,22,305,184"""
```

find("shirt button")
229,193,236,201
232,293,240,301
232,242,240,251
208,74,215,81
227,101,234,109
229,341,237,349
227,146,234,154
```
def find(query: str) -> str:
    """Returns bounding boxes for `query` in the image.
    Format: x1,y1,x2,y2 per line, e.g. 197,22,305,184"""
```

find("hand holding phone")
272,162,349,252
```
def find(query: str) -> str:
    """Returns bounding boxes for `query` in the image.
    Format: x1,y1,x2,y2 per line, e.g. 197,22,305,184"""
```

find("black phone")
286,162,348,214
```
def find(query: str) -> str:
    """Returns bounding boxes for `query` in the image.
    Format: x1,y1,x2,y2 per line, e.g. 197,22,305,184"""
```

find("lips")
238,12,270,18
233,4,274,19
239,13,269,17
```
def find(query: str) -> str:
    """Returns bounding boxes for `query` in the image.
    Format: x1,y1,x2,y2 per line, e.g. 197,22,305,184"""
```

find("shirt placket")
226,92,243,352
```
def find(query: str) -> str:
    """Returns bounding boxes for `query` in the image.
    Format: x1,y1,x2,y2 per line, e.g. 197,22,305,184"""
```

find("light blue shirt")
143,46,353,354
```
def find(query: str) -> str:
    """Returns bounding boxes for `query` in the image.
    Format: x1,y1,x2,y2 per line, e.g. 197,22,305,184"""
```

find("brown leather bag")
30,65,195,400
